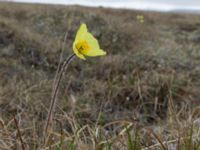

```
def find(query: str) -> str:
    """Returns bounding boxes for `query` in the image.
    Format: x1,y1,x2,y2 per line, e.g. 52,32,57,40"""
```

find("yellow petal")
85,32,100,50
73,41,86,60
75,23,87,42
84,48,106,56
76,52,86,60
82,32,106,56
73,23,87,60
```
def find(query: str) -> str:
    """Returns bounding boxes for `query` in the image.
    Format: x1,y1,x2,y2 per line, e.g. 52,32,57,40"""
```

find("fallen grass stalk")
96,122,133,149
13,115,25,150
142,134,200,150
147,128,168,150
43,125,89,150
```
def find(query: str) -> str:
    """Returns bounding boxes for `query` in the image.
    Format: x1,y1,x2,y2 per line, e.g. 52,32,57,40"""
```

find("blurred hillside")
0,2,200,149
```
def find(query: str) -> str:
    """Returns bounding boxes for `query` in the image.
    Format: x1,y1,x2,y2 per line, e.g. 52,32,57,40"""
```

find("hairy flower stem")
43,54,75,145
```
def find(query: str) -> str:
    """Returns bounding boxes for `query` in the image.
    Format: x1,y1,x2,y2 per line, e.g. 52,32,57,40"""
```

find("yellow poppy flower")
73,23,106,60
136,15,144,23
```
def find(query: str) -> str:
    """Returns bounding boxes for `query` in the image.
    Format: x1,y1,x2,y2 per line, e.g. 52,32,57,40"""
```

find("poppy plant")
43,23,106,144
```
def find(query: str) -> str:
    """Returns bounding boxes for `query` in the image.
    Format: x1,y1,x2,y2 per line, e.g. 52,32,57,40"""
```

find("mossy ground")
0,2,200,149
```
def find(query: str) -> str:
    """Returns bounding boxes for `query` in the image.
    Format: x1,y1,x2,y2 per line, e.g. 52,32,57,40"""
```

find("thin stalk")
147,129,168,150
13,115,25,150
43,54,75,145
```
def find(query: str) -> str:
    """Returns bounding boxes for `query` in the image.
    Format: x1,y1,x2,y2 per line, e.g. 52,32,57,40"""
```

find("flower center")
75,40,90,54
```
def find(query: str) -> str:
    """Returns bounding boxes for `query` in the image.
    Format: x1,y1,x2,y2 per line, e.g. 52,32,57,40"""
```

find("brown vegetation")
0,2,200,149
